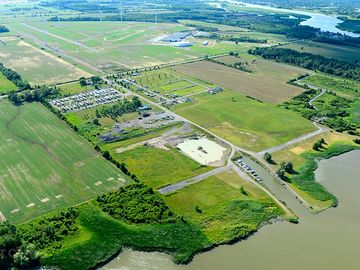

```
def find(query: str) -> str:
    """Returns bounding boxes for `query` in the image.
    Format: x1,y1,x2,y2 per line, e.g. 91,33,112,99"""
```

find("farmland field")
0,36,90,85
0,100,128,223
173,90,316,152
174,59,308,103
0,72,16,93
109,145,211,189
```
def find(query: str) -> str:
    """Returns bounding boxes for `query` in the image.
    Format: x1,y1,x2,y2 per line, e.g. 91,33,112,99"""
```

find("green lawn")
59,82,96,95
164,170,283,243
110,145,211,189
173,90,316,152
0,100,128,223
0,72,16,93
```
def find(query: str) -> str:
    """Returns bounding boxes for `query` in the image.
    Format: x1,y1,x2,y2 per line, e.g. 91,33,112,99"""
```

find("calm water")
233,1,360,37
102,150,360,270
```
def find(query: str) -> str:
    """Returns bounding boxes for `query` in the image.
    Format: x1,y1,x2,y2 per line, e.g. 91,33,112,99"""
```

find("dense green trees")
97,183,178,224
8,86,60,105
249,47,360,81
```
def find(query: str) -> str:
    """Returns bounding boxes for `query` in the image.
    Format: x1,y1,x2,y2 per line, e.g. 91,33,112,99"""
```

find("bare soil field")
175,58,309,103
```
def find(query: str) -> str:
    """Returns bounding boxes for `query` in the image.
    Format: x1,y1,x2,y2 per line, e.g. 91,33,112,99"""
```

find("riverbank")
102,150,360,270
271,132,360,213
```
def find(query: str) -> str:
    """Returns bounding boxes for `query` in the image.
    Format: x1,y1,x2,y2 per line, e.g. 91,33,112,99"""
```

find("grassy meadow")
164,170,284,243
0,100,128,223
173,90,316,152
109,145,211,189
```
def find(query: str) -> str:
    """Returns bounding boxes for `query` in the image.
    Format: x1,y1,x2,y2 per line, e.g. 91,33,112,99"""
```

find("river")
102,150,360,270
224,1,360,38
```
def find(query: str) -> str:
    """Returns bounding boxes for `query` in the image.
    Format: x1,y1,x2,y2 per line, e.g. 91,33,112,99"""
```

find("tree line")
8,87,60,105
249,47,360,81
0,63,31,91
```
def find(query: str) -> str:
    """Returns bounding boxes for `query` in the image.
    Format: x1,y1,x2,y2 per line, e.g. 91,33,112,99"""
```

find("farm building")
174,42,193,48
162,32,191,42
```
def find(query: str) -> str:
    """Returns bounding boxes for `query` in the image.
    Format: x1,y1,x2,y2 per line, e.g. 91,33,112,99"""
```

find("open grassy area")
271,131,359,212
0,100,128,223
109,145,211,189
281,41,360,62
173,90,316,152
0,72,16,93
59,82,96,95
174,59,308,103
0,36,90,85
164,170,284,244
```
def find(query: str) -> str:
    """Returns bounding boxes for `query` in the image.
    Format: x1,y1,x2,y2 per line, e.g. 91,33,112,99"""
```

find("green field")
0,100,128,223
0,72,16,93
59,82,96,95
134,69,208,96
281,41,360,62
173,90,316,152
164,170,283,243
110,145,211,189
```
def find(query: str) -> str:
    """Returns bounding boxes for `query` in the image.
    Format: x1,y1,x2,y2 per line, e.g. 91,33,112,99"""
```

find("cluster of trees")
313,138,326,151
0,221,38,269
250,47,360,81
0,63,31,91
79,76,102,87
0,25,9,33
96,96,142,119
276,161,295,182
8,86,60,105
263,152,275,164
0,208,80,268
97,183,178,224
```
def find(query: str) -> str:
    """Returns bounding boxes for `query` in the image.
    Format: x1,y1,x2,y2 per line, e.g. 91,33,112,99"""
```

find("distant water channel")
102,150,360,270
235,2,360,38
